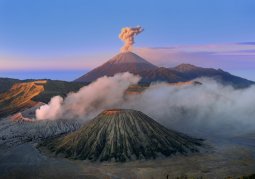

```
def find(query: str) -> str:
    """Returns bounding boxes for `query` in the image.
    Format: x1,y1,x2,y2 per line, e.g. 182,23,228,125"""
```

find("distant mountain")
75,52,254,88
43,109,203,162
74,52,157,82
138,67,184,84
0,78,21,93
171,64,254,88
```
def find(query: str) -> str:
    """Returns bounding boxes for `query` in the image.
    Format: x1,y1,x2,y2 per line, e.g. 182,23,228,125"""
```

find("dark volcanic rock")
44,109,203,162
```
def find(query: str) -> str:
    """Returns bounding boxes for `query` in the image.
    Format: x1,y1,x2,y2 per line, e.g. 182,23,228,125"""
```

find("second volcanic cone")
45,109,203,162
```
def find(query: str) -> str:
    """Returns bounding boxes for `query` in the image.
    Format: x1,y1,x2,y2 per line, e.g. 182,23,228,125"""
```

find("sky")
0,0,255,81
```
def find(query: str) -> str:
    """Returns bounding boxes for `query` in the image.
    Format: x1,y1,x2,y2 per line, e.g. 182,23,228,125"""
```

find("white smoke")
119,26,144,52
36,96,63,120
123,79,255,137
36,72,141,120
36,73,255,138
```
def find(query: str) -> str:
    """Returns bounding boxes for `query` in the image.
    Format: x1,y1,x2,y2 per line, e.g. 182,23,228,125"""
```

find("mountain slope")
138,67,185,84
0,81,45,118
172,64,254,88
74,52,157,82
32,80,86,103
43,109,203,162
0,78,21,93
0,80,87,118
74,52,254,88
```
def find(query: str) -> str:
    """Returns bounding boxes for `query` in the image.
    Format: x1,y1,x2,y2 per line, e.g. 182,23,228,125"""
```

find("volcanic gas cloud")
119,26,144,52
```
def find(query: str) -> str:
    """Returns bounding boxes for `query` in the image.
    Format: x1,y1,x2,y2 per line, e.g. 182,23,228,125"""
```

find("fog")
36,72,141,120
36,73,255,137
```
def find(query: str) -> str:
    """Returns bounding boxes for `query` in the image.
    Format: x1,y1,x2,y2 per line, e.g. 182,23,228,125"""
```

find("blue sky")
0,0,255,81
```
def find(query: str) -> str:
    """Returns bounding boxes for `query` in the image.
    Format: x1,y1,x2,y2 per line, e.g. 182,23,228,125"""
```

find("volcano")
44,109,203,162
74,52,254,88
74,52,157,82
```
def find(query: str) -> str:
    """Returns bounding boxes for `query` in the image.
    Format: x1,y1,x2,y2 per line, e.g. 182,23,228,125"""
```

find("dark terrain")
43,109,203,162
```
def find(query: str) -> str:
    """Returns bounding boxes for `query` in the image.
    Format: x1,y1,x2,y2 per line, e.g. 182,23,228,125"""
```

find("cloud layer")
36,73,255,138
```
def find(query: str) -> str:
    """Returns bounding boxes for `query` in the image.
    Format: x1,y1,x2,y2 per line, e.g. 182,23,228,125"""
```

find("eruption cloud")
36,73,255,138
119,26,144,52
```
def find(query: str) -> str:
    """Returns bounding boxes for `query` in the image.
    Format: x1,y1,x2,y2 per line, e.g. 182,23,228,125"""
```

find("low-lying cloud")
36,72,141,120
124,79,255,137
36,73,255,137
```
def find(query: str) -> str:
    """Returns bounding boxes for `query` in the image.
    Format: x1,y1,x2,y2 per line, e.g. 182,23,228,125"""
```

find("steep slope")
44,109,203,162
74,52,157,82
0,80,87,118
172,64,254,88
0,81,46,118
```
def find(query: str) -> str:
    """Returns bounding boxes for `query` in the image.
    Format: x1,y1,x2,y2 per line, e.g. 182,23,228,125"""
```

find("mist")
124,79,255,137
36,73,255,138
36,72,141,120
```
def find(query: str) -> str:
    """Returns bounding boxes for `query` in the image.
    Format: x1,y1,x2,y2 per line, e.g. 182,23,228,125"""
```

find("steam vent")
44,109,203,162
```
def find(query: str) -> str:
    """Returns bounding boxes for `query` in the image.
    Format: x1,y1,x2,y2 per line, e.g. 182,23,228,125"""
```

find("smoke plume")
123,79,255,137
119,26,144,52
36,73,255,138
36,72,140,120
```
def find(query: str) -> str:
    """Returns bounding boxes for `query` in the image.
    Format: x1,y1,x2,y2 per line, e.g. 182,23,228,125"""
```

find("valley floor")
0,137,255,179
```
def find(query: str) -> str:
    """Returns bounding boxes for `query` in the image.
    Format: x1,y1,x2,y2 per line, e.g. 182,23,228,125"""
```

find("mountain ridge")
74,52,254,88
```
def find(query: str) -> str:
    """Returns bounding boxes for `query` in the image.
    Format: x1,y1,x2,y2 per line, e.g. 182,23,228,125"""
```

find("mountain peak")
74,52,157,82
173,64,200,72
108,51,154,65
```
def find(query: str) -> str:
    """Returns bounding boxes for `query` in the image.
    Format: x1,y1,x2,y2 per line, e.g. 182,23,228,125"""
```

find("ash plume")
119,26,144,52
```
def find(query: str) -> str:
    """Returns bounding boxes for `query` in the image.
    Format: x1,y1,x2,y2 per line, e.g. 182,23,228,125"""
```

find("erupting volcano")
74,52,157,83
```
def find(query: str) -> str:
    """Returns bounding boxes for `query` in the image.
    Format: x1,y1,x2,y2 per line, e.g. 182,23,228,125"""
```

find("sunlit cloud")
133,42,255,69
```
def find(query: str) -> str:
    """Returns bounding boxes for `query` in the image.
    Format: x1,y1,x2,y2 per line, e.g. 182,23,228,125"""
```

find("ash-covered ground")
0,137,255,179
0,112,255,179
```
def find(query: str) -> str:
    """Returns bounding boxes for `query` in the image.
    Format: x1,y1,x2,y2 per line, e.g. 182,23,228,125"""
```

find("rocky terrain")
0,105,81,147
0,80,86,118
0,81,46,118
43,109,203,162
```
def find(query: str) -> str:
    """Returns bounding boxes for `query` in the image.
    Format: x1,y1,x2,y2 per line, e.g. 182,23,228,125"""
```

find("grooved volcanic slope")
44,109,203,162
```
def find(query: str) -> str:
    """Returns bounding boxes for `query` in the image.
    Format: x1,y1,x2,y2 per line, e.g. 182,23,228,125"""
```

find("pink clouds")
133,42,255,70
1,42,255,80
